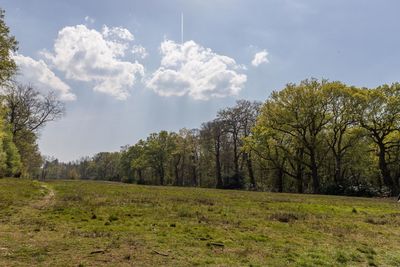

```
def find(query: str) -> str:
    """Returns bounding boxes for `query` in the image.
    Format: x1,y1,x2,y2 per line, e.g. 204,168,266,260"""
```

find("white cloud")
13,53,76,101
42,25,144,100
102,25,134,41
84,16,95,24
132,45,148,59
251,50,269,67
147,40,247,100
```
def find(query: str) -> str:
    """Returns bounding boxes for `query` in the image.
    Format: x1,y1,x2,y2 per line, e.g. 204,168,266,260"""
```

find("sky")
1,0,400,161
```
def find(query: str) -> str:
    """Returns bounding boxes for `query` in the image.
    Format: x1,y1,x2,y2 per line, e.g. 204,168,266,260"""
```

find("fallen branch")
207,242,225,247
90,250,105,254
153,250,169,256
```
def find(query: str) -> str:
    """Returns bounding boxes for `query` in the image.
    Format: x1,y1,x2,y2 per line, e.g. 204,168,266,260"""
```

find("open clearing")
0,178,399,266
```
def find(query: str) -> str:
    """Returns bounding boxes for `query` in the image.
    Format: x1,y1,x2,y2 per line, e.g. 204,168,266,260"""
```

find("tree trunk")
181,156,185,186
246,152,256,188
334,155,342,186
174,163,180,186
192,164,197,186
310,150,320,194
296,149,304,193
233,135,240,186
159,165,165,185
137,169,144,184
377,144,397,194
215,139,223,188
174,156,181,186
276,168,284,192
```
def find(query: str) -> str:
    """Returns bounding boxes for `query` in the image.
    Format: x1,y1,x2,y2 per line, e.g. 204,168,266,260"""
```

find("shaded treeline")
45,79,400,196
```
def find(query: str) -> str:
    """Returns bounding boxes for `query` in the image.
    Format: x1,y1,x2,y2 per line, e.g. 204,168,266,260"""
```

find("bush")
322,182,390,197
222,173,245,189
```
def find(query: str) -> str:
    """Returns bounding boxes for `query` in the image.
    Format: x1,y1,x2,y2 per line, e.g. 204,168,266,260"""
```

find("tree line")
44,79,400,196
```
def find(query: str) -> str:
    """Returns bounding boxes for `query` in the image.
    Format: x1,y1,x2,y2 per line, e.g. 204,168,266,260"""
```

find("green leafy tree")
92,152,121,181
261,79,331,193
0,8,18,85
354,83,400,194
2,128,21,176
145,131,176,185
1,83,64,177
323,83,362,186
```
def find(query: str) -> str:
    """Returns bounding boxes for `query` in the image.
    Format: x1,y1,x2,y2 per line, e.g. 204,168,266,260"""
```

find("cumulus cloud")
13,53,76,101
42,25,144,100
146,40,246,100
251,50,269,67
102,25,134,41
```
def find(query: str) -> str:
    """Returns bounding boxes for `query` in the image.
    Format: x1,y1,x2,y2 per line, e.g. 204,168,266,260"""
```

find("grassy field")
0,178,399,266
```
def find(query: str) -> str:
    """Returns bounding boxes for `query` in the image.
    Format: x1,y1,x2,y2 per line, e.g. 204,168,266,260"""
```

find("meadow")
0,178,399,266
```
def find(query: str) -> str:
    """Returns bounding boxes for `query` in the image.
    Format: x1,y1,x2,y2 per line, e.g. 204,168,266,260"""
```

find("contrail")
181,12,184,45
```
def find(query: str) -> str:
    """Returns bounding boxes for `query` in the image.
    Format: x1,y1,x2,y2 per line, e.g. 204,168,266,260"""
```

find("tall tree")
201,120,225,188
0,8,18,85
354,83,400,194
236,100,261,188
324,83,361,186
218,105,242,187
1,83,65,177
3,83,64,137
146,131,175,185
261,79,331,193
92,152,121,181
130,140,148,184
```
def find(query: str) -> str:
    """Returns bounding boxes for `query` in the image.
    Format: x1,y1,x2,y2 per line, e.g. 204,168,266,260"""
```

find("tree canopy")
44,81,400,197
0,8,17,85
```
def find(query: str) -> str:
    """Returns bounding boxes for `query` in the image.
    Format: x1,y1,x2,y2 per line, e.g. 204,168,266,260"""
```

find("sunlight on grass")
0,178,399,266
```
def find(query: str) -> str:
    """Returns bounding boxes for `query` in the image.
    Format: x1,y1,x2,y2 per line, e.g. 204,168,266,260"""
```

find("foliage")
0,8,18,85
44,85,400,197
0,10,63,179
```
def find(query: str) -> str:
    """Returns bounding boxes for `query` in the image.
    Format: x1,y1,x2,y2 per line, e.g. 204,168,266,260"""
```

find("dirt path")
31,183,55,209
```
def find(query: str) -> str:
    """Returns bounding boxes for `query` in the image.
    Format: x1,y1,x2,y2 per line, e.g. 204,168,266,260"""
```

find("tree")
218,106,242,187
201,120,225,188
13,129,41,177
216,100,261,188
354,83,400,194
182,128,201,186
247,119,306,193
324,83,362,186
0,8,18,85
2,127,21,177
260,79,331,193
145,131,175,185
92,152,121,181
2,83,64,137
235,100,261,188
0,105,21,177
119,145,136,183
128,140,148,184
1,83,65,177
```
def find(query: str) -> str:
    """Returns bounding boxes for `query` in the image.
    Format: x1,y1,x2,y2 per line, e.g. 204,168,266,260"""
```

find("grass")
0,178,400,266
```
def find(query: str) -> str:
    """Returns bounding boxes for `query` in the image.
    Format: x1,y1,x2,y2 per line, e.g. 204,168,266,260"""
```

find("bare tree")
217,100,261,188
2,83,65,138
201,120,225,188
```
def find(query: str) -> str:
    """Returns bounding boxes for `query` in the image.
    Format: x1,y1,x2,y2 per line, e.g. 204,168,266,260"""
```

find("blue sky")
2,0,400,161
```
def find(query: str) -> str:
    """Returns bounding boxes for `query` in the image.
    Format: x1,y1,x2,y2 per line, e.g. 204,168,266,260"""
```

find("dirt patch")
31,184,55,210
